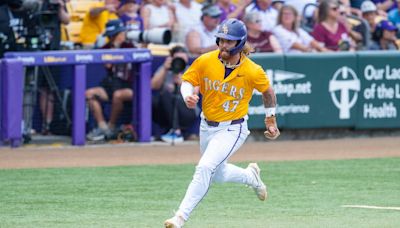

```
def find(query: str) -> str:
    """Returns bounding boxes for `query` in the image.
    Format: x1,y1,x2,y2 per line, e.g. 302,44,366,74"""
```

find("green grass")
0,158,400,228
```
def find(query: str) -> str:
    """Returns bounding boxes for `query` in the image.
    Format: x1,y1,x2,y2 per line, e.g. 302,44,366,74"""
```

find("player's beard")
219,49,231,60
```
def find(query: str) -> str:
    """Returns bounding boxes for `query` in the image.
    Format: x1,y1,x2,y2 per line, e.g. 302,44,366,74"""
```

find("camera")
126,27,172,45
170,57,186,74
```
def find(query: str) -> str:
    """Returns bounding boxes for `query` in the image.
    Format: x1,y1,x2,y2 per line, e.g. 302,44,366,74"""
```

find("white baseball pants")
177,116,259,221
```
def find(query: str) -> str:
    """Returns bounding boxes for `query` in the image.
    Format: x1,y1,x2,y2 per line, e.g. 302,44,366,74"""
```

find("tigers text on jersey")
182,50,270,122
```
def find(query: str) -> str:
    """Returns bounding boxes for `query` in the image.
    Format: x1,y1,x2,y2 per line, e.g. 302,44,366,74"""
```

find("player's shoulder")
242,56,264,73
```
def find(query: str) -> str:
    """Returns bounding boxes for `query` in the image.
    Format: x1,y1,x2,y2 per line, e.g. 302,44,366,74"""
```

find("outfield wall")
1,51,400,146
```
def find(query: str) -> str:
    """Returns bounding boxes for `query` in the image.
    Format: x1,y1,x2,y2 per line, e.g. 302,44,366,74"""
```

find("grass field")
1,157,399,228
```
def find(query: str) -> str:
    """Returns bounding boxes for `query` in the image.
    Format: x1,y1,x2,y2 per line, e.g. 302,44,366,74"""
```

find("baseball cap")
360,1,377,13
202,4,222,18
104,19,127,37
243,12,261,23
272,0,284,3
379,20,398,31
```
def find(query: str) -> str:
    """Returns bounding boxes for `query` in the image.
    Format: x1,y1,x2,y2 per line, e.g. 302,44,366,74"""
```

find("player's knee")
195,163,216,176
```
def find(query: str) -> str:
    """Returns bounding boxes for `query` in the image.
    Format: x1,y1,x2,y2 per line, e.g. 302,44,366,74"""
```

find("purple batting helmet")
215,18,247,55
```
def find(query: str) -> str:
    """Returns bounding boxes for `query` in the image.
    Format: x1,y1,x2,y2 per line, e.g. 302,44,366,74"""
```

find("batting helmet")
215,18,247,56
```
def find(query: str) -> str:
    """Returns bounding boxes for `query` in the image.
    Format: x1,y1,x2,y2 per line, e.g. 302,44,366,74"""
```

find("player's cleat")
247,163,267,201
164,214,185,228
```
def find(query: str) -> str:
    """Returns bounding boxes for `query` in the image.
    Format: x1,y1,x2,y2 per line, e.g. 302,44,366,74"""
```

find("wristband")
265,107,276,117
180,81,194,100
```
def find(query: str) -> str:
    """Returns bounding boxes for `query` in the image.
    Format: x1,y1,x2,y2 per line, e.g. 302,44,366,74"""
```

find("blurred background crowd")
0,0,399,144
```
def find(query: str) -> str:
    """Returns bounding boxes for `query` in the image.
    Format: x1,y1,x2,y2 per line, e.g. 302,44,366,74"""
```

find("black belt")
206,118,244,127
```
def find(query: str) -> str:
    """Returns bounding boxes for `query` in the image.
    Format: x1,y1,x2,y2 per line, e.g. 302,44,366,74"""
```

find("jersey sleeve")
181,57,201,86
252,65,270,93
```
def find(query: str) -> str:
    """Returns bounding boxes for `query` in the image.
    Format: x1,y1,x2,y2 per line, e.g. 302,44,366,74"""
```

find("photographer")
37,0,70,134
0,0,28,57
151,46,199,143
86,19,135,142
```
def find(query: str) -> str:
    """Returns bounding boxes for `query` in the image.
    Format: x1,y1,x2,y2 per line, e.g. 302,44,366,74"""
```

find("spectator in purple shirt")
217,0,251,21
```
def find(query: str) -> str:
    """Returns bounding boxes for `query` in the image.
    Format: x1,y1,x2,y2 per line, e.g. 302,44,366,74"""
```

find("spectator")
243,12,282,52
141,0,175,30
245,0,278,32
186,4,222,56
217,0,251,21
312,0,353,51
271,0,284,11
174,0,203,43
353,1,379,48
285,0,317,19
151,46,199,143
273,5,328,53
119,0,143,30
80,0,121,47
86,19,135,141
372,0,397,13
358,1,379,33
338,2,363,48
388,0,400,34
369,19,399,49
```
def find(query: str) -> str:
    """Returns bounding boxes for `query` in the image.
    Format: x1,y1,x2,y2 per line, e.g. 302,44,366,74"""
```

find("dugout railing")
0,49,152,147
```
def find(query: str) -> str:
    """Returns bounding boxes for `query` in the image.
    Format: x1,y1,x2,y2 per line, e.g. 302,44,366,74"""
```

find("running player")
164,18,280,228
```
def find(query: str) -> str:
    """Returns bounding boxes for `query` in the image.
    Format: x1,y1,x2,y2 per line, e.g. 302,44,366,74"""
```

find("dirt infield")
1,136,399,169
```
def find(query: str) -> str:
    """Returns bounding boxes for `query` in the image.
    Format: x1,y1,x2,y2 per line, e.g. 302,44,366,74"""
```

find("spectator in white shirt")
141,0,175,30
186,4,222,56
245,0,278,31
272,5,329,53
174,0,203,43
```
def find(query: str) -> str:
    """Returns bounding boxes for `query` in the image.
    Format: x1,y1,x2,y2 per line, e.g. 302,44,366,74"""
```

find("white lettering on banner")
16,56,35,64
248,104,310,115
361,64,400,120
364,64,400,81
363,102,397,119
274,82,312,97
132,52,151,60
75,54,94,62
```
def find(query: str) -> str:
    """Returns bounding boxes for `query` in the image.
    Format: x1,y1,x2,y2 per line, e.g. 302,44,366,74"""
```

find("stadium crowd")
1,0,400,144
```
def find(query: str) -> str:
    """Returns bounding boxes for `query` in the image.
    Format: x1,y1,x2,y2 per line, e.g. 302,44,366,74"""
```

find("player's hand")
184,87,199,109
264,116,280,140
184,94,199,109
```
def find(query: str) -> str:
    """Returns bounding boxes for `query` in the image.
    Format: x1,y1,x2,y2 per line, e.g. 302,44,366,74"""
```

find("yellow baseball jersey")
182,50,270,122
79,2,119,45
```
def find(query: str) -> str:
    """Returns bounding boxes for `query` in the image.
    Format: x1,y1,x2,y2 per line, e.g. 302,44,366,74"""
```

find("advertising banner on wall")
356,51,400,128
249,53,359,129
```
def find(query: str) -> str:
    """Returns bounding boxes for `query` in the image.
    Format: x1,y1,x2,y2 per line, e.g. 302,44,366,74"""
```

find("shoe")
247,163,267,201
164,214,185,228
161,129,184,143
86,127,108,141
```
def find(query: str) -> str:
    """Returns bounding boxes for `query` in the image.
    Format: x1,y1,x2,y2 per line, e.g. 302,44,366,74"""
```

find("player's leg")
211,121,267,200
176,122,248,221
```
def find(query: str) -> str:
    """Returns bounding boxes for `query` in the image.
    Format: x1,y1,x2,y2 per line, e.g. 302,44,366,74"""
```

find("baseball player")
164,18,280,228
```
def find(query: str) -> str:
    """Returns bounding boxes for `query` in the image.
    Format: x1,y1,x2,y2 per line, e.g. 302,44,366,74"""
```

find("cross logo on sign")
329,67,360,119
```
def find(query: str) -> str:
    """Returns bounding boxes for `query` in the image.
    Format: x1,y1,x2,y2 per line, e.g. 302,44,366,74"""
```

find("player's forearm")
262,87,277,117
